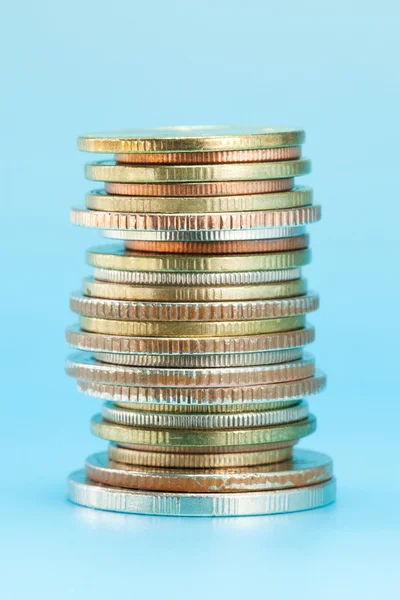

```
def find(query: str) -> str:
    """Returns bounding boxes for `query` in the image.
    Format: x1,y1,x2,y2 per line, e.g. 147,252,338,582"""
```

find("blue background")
1,1,399,597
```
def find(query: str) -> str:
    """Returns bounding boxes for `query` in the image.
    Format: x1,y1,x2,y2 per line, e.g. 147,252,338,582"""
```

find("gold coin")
78,126,305,153
124,236,308,254
66,353,314,387
91,414,316,447
79,314,306,337
108,442,295,468
87,186,312,213
82,278,307,302
116,146,301,164
105,178,294,197
71,205,320,232
76,371,326,405
85,159,311,183
87,245,311,272
66,324,315,355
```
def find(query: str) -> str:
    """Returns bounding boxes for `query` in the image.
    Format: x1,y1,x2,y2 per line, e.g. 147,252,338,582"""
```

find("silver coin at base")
101,226,307,242
67,470,335,516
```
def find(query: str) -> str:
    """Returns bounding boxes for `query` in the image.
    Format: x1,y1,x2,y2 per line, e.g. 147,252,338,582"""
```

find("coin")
116,146,302,164
101,226,308,242
90,413,316,447
86,159,311,184
101,400,308,429
113,400,300,413
108,442,295,468
78,126,306,153
124,237,308,254
71,293,318,321
82,279,307,304
71,206,320,232
76,371,326,405
79,314,307,337
86,186,313,213
105,178,294,197
86,448,330,493
87,245,311,272
92,267,302,285
94,348,303,368
66,352,314,387
66,323,315,354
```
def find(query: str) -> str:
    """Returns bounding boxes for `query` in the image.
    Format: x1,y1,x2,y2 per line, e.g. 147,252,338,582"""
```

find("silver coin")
93,348,303,368
76,370,326,405
67,469,336,516
66,352,314,388
101,225,307,242
93,267,302,286
101,400,308,429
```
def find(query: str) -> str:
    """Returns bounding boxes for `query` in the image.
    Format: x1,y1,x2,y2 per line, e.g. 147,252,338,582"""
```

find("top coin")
77,126,305,153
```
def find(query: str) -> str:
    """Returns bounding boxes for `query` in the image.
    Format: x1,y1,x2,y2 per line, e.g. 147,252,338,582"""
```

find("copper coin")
124,235,309,254
85,449,332,493
115,146,301,165
105,178,294,197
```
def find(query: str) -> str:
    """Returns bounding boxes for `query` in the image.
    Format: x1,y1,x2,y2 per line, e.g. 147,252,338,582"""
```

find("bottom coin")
67,470,336,517
108,441,295,468
85,449,333,493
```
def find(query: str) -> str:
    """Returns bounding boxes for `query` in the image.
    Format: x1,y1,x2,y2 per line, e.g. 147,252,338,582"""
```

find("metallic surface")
124,236,308,254
71,293,318,322
108,442,295,468
67,470,335,516
113,400,300,413
93,348,303,368
79,314,307,337
116,146,302,164
105,178,294,197
101,400,308,429
90,413,317,447
66,323,315,354
78,126,305,153
92,266,301,285
100,226,307,242
87,245,311,272
85,159,311,183
82,278,307,302
86,186,312,213
71,205,320,231
76,371,326,405
66,352,315,387
85,449,331,493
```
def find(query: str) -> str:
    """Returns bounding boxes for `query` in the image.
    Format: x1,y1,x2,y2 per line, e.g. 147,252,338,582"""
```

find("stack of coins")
66,126,335,517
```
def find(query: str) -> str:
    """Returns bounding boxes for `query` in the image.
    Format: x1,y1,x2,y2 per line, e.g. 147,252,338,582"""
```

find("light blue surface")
1,1,399,597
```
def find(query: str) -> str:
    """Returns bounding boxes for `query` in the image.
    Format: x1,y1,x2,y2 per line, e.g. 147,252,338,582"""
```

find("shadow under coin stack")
66,126,336,517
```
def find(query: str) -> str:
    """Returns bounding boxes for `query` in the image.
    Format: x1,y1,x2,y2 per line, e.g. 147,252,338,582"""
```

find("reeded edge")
77,127,306,153
85,186,313,214
65,323,315,354
101,400,309,429
100,227,308,242
67,470,336,517
75,370,326,405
